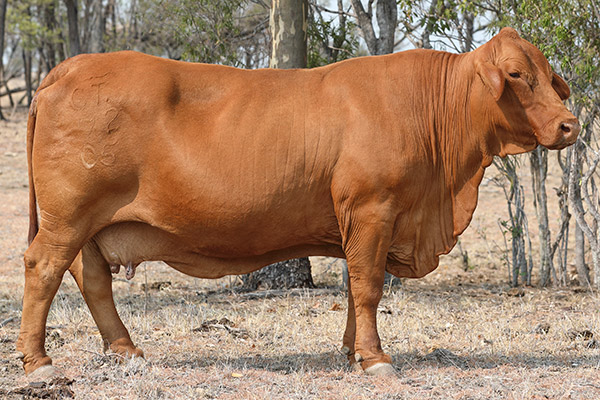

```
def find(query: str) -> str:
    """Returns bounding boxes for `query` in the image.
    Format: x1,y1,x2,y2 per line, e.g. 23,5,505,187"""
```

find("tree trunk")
242,0,312,290
0,0,7,120
575,223,590,286
42,0,58,72
462,12,475,52
105,0,117,48
350,0,396,55
65,0,81,57
90,0,104,53
569,137,600,289
82,0,91,52
513,175,528,286
569,122,597,288
128,0,138,42
494,157,530,286
530,147,554,286
241,258,314,290
269,0,307,68
22,48,33,106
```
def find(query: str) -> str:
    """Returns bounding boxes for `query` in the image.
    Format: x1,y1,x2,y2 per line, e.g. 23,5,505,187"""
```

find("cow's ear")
477,61,505,101
552,72,570,100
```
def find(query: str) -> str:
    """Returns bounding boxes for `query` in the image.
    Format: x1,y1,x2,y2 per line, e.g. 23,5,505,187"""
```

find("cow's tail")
27,101,38,245
27,61,72,245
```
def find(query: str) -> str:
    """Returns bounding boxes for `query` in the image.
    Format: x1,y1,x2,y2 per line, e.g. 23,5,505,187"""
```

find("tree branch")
569,145,599,249
349,0,377,55
375,0,397,54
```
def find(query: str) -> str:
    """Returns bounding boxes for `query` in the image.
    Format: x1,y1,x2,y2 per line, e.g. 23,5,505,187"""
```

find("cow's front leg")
339,205,397,376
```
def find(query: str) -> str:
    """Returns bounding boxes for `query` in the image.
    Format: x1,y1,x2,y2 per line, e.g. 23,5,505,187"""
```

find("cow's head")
473,27,579,154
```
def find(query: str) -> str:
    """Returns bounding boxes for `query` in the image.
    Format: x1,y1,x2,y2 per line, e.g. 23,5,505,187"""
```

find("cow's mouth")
543,134,577,150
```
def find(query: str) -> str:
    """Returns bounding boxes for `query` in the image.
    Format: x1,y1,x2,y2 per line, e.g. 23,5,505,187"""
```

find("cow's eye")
509,72,521,79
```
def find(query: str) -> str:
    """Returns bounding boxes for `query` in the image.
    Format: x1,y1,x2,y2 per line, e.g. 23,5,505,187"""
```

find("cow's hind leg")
341,279,357,364
17,236,78,376
68,242,143,359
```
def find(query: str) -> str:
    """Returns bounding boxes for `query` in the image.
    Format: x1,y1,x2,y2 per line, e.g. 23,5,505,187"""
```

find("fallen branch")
0,316,18,328
238,287,338,299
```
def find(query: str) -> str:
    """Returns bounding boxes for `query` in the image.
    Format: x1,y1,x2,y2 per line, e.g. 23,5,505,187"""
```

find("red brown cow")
18,27,579,379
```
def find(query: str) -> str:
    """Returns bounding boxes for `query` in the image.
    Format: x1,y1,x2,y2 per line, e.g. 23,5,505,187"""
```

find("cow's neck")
425,51,493,239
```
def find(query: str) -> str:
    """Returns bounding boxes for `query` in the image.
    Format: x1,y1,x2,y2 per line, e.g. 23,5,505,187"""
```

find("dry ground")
1,108,600,399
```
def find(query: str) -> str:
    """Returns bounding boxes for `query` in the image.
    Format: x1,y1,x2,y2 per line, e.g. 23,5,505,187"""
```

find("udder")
90,221,276,279
92,222,185,278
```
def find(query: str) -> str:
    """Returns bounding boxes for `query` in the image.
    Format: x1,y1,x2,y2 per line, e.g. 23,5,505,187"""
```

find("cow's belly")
93,221,345,278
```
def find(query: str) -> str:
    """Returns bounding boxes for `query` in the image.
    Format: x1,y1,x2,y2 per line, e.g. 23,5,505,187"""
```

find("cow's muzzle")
543,117,580,150
560,119,581,142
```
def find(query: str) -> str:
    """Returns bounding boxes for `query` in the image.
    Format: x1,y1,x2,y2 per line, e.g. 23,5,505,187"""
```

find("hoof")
351,362,363,372
364,362,397,376
27,365,64,383
109,341,145,360
340,346,351,356
125,355,149,370
126,347,144,359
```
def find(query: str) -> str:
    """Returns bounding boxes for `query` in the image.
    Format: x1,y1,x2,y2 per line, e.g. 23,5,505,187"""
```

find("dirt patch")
1,377,75,399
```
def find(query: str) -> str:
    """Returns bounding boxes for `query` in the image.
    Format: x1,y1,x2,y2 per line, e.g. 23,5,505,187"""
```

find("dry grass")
2,109,600,399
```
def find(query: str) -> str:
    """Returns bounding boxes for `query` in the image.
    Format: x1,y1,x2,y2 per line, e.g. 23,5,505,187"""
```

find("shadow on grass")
165,350,349,373
396,350,598,371
160,348,599,374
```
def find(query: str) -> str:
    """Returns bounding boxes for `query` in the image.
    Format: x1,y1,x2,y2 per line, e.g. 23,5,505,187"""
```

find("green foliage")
397,0,482,50
172,0,245,65
162,0,360,68
500,219,523,240
307,11,359,68
7,0,62,52
132,0,270,67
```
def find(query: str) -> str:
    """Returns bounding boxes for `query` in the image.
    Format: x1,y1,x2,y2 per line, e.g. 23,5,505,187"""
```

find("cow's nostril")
560,120,581,138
